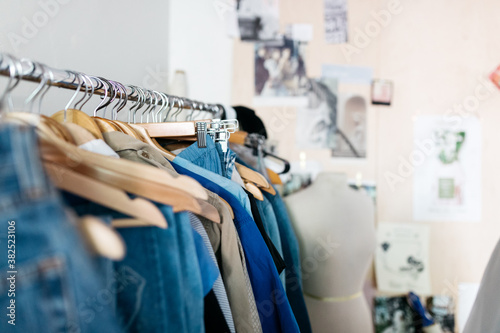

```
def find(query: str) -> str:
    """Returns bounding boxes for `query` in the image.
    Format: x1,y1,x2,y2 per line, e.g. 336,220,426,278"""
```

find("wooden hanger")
236,163,270,189
51,109,104,140
41,115,76,144
110,120,142,139
245,182,264,201
93,117,121,133
128,123,177,161
219,198,235,219
44,162,169,229
229,130,248,145
135,120,204,138
266,168,282,185
5,112,220,223
78,215,126,260
41,137,220,223
63,122,95,145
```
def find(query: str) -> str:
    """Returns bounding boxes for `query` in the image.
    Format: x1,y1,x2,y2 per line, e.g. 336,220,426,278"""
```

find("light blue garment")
174,136,252,217
256,196,286,287
264,191,313,333
177,133,236,180
171,161,300,333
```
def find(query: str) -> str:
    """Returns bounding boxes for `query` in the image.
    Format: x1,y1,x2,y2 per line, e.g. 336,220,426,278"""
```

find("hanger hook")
93,76,108,117
155,92,168,122
23,60,48,113
95,77,115,118
132,86,146,123
173,98,184,121
36,63,54,114
64,71,84,121
77,74,96,111
1,55,24,112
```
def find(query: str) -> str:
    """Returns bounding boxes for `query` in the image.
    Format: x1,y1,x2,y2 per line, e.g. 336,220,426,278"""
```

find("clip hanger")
196,119,238,152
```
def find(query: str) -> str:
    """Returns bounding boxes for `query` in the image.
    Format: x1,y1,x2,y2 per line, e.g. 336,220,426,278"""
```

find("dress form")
285,172,376,333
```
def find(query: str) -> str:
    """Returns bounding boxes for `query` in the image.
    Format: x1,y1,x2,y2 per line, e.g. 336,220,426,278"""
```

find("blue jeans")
0,124,123,333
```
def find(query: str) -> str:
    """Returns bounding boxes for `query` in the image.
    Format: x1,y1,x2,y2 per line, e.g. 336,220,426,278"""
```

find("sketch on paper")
375,223,431,294
324,0,348,44
413,116,481,222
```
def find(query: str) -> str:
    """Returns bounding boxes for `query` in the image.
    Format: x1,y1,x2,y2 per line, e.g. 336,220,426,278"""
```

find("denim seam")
150,228,168,332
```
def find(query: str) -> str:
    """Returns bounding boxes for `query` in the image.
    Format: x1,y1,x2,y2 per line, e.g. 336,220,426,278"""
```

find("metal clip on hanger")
196,118,239,152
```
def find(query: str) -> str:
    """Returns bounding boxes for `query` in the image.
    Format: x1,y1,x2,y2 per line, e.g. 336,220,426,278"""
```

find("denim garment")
264,191,313,333
172,157,252,217
245,189,286,276
62,194,206,333
256,196,286,286
170,160,300,333
177,134,236,180
216,142,237,180
0,125,123,333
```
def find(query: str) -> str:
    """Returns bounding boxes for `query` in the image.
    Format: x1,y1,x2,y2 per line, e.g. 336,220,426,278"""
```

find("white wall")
0,0,235,117
0,0,171,119
167,0,234,104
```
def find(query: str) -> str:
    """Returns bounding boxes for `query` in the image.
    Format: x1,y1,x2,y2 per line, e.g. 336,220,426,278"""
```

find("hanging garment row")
0,54,311,333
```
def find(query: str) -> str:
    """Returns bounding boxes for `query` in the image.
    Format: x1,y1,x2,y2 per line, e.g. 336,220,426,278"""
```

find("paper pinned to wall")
286,24,314,42
322,64,373,85
375,222,431,295
324,0,348,44
413,116,482,222
213,0,240,37
237,0,280,41
254,39,309,106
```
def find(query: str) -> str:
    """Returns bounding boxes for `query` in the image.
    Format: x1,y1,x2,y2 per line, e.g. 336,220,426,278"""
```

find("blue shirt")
170,159,300,333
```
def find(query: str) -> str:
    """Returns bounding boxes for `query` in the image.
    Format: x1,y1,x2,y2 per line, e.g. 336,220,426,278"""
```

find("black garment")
233,106,268,138
244,189,286,274
205,290,230,333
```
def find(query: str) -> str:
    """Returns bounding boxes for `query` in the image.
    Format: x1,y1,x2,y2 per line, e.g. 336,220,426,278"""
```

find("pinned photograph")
296,78,338,150
372,79,393,106
254,39,309,106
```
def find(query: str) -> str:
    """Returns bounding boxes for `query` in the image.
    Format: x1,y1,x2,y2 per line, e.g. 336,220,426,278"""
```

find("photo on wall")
296,78,338,150
237,0,280,41
413,116,482,222
254,38,309,106
372,79,393,106
331,92,367,158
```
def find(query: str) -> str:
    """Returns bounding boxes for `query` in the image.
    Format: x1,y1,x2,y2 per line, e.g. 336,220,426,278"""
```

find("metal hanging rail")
0,53,222,115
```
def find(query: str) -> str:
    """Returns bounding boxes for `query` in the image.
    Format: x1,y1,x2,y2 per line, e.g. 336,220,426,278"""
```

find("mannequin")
285,172,376,333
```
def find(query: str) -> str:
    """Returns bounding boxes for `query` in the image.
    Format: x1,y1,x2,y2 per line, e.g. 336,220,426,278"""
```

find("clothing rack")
0,54,222,115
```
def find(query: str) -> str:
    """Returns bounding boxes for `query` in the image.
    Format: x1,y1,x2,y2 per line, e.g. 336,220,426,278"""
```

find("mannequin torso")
285,172,376,333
